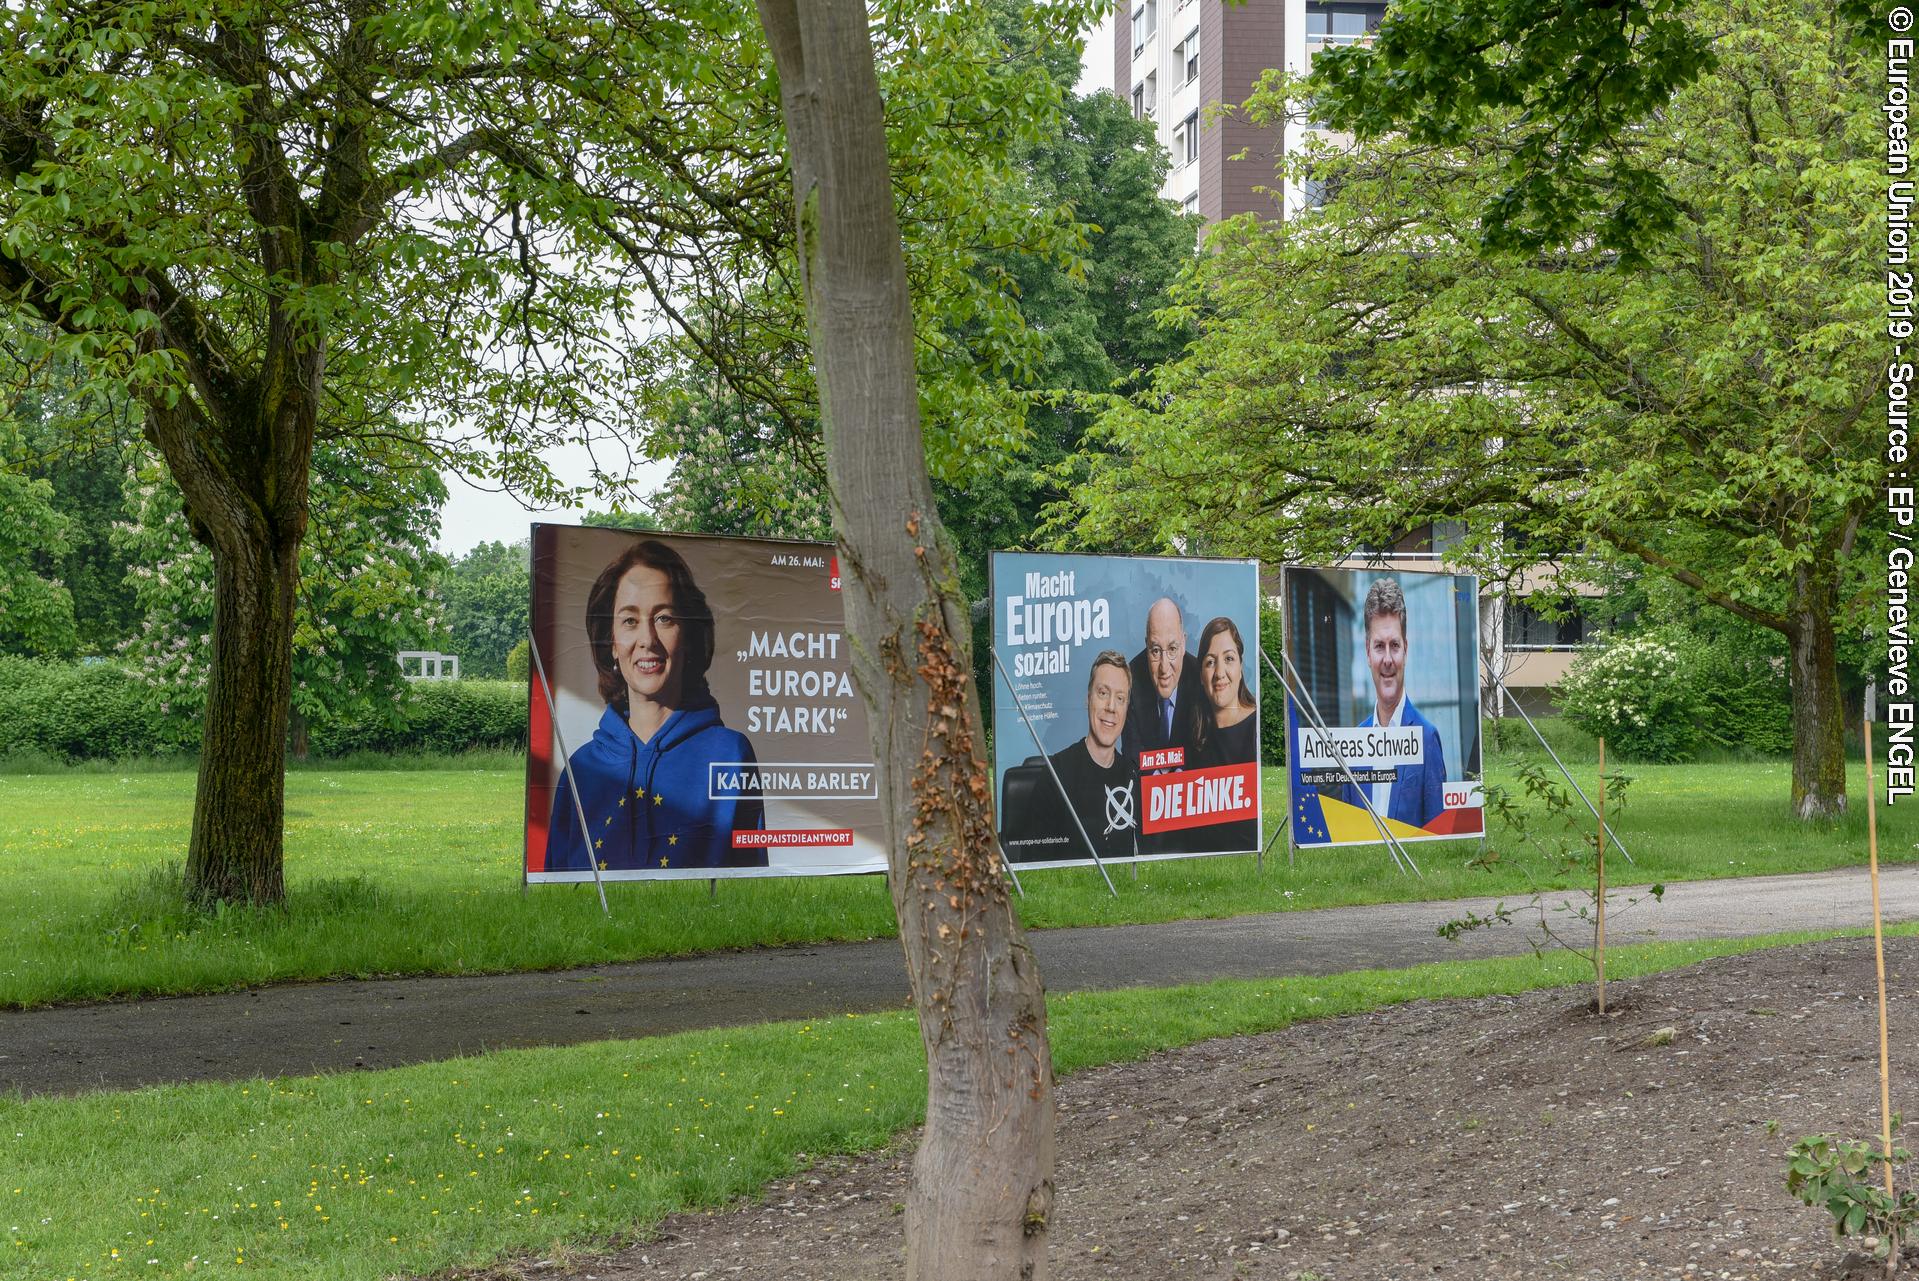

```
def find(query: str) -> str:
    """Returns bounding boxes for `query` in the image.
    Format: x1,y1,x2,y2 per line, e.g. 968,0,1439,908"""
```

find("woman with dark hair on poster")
1194,616,1258,768
546,539,766,872
1189,615,1260,852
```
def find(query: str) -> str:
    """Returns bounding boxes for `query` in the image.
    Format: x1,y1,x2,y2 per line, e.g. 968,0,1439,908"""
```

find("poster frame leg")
1251,816,1281,874
997,839,1026,898
1478,655,1635,866
531,634,611,918
991,649,1120,899
1264,647,1421,877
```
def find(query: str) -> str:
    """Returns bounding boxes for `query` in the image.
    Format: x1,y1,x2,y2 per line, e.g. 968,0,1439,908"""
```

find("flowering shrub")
1556,633,1704,763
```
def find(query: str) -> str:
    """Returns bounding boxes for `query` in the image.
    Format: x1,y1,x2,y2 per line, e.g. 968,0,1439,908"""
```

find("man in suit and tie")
1124,596,1204,767
1341,577,1447,828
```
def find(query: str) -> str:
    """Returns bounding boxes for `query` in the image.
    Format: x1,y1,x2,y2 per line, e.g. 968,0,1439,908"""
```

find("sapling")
1438,757,1661,1012
1787,1124,1917,1275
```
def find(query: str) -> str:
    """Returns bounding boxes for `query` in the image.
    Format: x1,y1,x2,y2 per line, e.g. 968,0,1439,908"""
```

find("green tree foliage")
1308,0,1718,256
941,75,1199,604
1069,0,1876,817
0,463,78,657
113,437,445,743
650,387,834,540
0,353,140,653
647,2,1198,562
439,538,529,680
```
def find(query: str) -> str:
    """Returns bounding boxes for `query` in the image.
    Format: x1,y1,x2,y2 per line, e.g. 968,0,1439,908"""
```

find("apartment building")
1114,0,1384,223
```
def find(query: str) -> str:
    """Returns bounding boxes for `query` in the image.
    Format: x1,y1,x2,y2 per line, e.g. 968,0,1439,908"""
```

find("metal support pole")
1264,647,1421,876
531,635,611,917
991,650,1120,898
997,838,1026,898
1478,655,1635,866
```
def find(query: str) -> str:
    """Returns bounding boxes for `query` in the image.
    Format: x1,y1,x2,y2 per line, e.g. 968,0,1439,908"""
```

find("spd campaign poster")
991,551,1262,867
1282,565,1484,848
524,524,887,882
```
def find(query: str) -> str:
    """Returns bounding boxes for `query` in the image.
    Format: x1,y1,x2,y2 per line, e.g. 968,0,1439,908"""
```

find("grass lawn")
0,732,1908,1008
3,925,1904,1281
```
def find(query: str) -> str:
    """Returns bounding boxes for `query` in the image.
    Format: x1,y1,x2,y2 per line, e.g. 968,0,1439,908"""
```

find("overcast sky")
434,446,673,558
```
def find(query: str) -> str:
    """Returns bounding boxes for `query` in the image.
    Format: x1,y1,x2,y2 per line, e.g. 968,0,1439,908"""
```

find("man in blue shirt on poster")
1341,577,1447,829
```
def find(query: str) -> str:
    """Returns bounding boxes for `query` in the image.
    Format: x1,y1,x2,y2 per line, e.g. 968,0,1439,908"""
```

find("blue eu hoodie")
547,701,766,871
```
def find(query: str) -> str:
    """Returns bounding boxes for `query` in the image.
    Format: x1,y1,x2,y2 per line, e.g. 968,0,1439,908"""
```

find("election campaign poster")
1282,565,1484,848
992,552,1262,868
524,524,887,882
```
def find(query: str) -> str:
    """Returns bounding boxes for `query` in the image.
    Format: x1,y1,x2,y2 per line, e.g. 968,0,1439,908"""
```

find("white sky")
435,445,673,557
1078,14,1114,94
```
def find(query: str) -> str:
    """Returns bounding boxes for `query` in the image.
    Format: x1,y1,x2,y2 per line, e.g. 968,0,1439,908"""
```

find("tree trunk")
754,0,1056,1277
184,529,301,907
1787,564,1848,821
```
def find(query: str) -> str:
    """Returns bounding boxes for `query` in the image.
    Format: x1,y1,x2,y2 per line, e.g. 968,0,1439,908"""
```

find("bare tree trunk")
753,0,1056,1276
1787,564,1847,820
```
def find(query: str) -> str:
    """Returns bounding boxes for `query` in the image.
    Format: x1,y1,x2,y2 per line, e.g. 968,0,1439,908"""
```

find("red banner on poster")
1141,763,1259,834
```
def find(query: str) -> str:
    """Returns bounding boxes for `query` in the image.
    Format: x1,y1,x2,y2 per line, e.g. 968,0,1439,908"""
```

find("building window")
1173,111,1199,167
1305,2,1384,46
1132,84,1146,120
1178,28,1199,84
1504,597,1594,649
1144,70,1157,118
1133,0,1157,53
1182,192,1199,215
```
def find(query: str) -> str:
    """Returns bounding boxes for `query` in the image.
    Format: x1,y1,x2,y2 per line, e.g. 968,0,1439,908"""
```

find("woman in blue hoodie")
547,539,766,871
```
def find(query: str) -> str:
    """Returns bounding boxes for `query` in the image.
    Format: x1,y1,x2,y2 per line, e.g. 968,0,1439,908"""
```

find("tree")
1308,0,1719,258
114,433,445,755
755,0,1063,1272
1068,0,1878,816
440,539,530,680
0,350,140,653
0,4,541,901
0,462,78,657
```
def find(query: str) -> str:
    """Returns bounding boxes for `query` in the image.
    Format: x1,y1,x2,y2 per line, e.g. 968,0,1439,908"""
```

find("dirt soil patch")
456,936,1919,1281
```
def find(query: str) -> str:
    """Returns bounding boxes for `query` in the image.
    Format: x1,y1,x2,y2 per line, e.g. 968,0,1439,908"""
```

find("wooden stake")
1867,718,1896,1199
1596,736,1607,1016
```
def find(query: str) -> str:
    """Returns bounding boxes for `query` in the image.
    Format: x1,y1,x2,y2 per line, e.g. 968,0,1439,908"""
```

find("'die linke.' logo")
1005,569,1112,677
741,630,857,734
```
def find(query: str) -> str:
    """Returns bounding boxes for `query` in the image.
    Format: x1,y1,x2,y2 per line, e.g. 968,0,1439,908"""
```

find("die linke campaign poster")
1282,565,1485,849
524,524,887,882
991,551,1262,867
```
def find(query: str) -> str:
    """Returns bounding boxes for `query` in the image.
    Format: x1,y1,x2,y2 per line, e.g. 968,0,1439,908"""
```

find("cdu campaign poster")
991,552,1262,868
1282,565,1484,848
524,524,887,882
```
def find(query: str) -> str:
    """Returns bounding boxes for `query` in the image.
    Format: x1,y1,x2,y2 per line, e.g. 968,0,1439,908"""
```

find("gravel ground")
448,935,1919,1281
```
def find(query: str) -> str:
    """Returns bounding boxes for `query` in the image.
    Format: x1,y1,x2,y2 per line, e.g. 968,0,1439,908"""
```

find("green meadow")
0,733,1905,1008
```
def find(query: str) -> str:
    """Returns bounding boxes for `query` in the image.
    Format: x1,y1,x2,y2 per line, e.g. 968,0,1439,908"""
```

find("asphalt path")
8,865,1916,1099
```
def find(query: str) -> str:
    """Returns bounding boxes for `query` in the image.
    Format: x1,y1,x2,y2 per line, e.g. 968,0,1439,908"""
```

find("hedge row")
0,658,527,762
0,657,178,761
304,679,526,756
